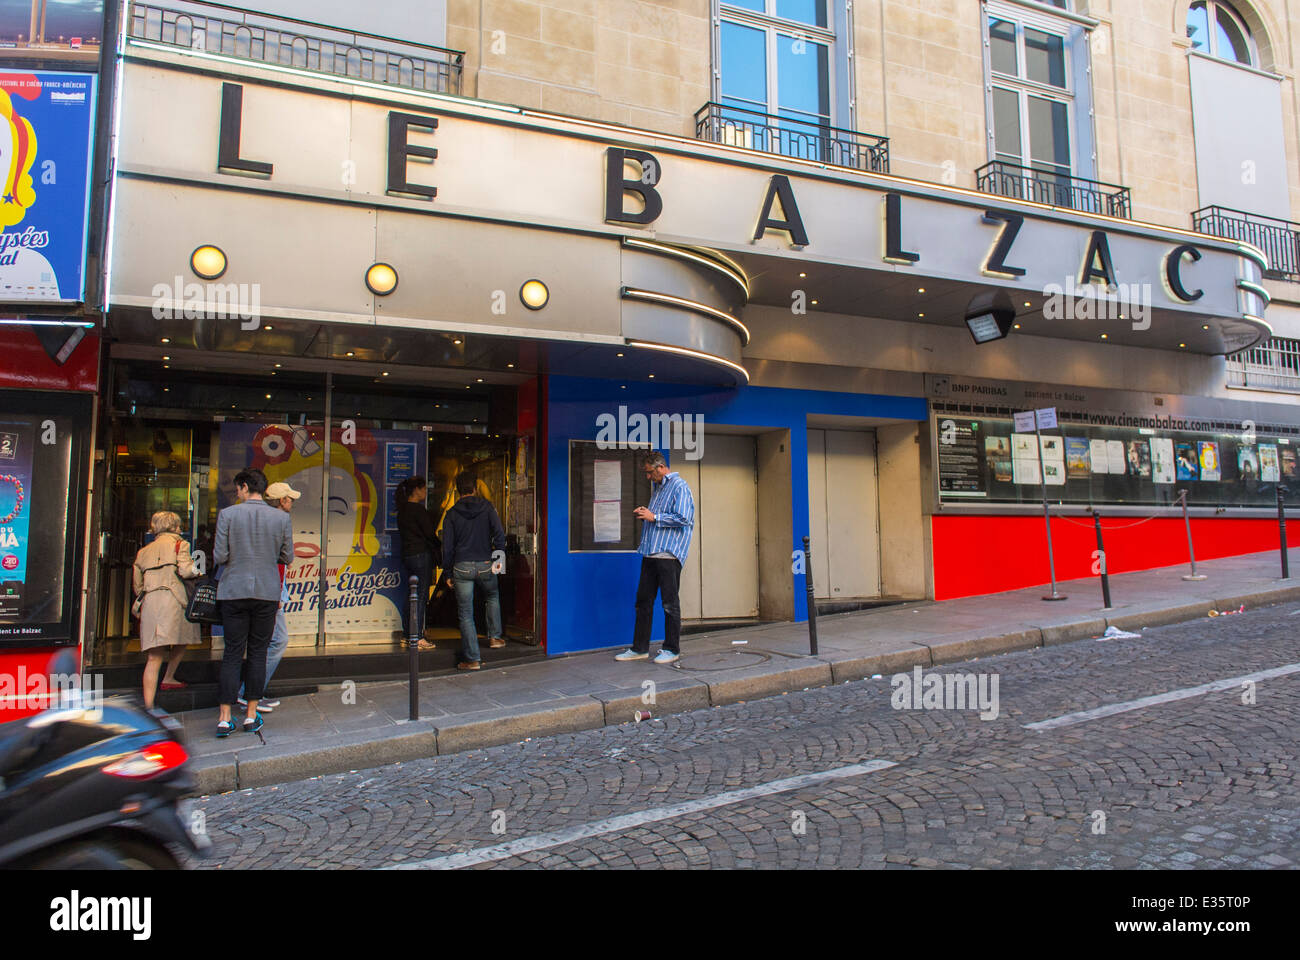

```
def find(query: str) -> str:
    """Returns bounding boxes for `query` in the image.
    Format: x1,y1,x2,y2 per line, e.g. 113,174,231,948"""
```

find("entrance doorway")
676,433,760,621
807,428,881,600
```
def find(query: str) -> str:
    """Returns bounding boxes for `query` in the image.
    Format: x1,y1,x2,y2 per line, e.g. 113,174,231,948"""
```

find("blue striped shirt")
638,471,695,564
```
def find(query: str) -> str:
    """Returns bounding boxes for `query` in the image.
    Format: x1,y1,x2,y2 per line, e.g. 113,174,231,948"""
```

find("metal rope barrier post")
407,575,420,721
1021,407,1066,601
1278,485,1291,580
802,535,819,655
1093,513,1113,609
1179,489,1206,581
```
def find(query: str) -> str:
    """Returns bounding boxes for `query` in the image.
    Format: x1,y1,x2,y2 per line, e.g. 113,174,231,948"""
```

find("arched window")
1187,1,1257,66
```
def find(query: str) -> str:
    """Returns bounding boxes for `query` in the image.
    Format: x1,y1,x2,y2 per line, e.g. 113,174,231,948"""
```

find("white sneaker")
614,649,649,661
653,650,680,664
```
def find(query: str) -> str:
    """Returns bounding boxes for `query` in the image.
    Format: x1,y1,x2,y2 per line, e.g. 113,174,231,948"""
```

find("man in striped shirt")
615,451,696,664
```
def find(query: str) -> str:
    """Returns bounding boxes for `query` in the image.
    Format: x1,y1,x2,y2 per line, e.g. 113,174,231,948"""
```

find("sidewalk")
181,549,1300,794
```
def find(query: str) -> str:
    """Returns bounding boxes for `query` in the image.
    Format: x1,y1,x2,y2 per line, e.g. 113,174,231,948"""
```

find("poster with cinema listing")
934,413,1297,508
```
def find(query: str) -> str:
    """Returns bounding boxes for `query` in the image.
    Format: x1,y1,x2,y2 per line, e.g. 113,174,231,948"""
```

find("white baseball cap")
265,481,301,500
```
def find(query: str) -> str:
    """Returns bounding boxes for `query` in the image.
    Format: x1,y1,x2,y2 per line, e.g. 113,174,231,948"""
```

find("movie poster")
1011,433,1040,485
1281,446,1299,482
984,436,1012,483
1150,437,1176,484
1237,445,1260,482
1175,442,1199,482
1259,444,1280,483
219,423,427,641
1039,435,1066,486
0,417,33,619
1199,441,1221,481
1065,438,1091,479
1126,440,1152,479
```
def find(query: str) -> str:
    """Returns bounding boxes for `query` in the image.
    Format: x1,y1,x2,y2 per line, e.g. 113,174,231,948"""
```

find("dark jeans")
401,552,432,639
633,556,682,654
453,560,501,663
219,598,278,706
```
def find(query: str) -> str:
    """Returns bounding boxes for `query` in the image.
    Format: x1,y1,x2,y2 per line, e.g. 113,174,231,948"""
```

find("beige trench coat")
132,533,199,651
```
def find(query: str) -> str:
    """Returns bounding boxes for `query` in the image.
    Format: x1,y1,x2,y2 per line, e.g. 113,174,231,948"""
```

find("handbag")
185,558,224,625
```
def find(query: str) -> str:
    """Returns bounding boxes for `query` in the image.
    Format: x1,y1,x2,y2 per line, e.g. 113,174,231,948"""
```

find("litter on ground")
1097,626,1141,640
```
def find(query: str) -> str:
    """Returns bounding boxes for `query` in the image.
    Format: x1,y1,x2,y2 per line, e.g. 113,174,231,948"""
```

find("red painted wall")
932,514,1300,600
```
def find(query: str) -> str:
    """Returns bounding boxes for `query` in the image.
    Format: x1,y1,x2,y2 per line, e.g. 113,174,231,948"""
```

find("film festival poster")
1199,440,1221,482
984,435,1012,483
1259,444,1281,483
218,422,427,641
1175,442,1199,482
0,418,33,619
1126,440,1152,479
1065,437,1091,479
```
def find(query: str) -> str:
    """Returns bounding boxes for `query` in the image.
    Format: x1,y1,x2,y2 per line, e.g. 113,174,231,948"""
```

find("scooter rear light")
102,740,189,779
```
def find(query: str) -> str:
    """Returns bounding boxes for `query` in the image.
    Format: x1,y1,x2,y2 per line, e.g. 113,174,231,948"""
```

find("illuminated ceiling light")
520,279,550,310
365,262,399,296
163,364,169,369
1202,324,1210,330
648,373,655,378
616,352,624,357
381,371,390,376
1179,342,1187,348
1024,301,1031,308
507,363,514,368
1100,333,1109,340
265,393,272,399
264,325,274,330
163,387,169,392
917,287,926,294
160,337,170,344
190,244,227,281
799,272,807,278
811,300,819,306
346,351,354,357
1013,323,1021,330
621,385,626,389
453,338,462,345
476,378,484,382
274,363,281,368
918,312,925,318
161,355,170,360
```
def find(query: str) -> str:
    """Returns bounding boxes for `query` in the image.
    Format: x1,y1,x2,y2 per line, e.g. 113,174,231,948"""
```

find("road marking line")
1025,662,1300,731
388,760,897,870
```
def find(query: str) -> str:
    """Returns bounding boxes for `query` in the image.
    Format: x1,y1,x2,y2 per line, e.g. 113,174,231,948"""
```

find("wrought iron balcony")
1193,206,1300,282
1226,337,1300,393
694,102,889,174
975,160,1131,218
128,0,464,96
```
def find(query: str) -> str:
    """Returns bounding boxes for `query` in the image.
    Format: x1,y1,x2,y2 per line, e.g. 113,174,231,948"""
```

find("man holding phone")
615,451,695,664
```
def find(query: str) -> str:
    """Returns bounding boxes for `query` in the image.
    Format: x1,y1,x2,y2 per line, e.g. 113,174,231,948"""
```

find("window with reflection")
1187,1,1257,67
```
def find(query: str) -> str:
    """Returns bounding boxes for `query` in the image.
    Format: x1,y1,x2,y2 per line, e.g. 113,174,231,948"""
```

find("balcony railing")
976,160,1131,218
694,102,889,174
128,0,464,96
1193,206,1300,282
1226,337,1300,393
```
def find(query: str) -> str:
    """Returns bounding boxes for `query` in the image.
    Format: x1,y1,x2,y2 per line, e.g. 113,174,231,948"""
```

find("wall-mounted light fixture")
964,289,1016,345
365,262,399,296
520,279,549,310
190,244,227,280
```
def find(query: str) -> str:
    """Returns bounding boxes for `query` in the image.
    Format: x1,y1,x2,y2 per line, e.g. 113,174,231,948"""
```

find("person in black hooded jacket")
441,472,506,669
395,477,440,648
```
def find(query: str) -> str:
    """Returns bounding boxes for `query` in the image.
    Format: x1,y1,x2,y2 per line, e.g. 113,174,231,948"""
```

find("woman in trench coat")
132,511,199,709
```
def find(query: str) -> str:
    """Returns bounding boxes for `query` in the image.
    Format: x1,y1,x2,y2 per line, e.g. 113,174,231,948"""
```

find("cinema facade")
85,30,1298,666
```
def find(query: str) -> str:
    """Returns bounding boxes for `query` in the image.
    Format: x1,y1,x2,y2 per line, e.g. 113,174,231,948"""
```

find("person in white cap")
237,480,300,712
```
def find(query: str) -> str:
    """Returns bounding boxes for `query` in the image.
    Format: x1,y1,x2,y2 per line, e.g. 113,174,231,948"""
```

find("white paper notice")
1089,439,1110,474
594,459,621,502
593,500,622,543
1150,437,1176,484
1012,456,1041,486
593,460,622,542
1106,440,1127,475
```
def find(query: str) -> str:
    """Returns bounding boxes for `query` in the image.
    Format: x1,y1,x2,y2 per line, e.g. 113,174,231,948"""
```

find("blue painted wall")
544,376,928,655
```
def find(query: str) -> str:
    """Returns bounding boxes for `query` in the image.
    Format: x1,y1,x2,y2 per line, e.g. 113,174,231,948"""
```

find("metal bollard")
1179,490,1206,581
802,535,819,656
1093,513,1113,609
407,575,420,721
1278,486,1291,580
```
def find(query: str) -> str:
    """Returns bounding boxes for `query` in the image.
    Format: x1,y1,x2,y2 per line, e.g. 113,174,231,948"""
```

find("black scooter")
0,691,210,869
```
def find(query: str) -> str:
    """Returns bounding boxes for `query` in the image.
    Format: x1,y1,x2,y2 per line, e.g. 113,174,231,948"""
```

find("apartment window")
986,5,1074,182
717,1,835,160
1187,1,1257,67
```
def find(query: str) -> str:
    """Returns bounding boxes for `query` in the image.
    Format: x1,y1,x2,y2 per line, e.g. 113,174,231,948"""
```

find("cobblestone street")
187,601,1300,869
